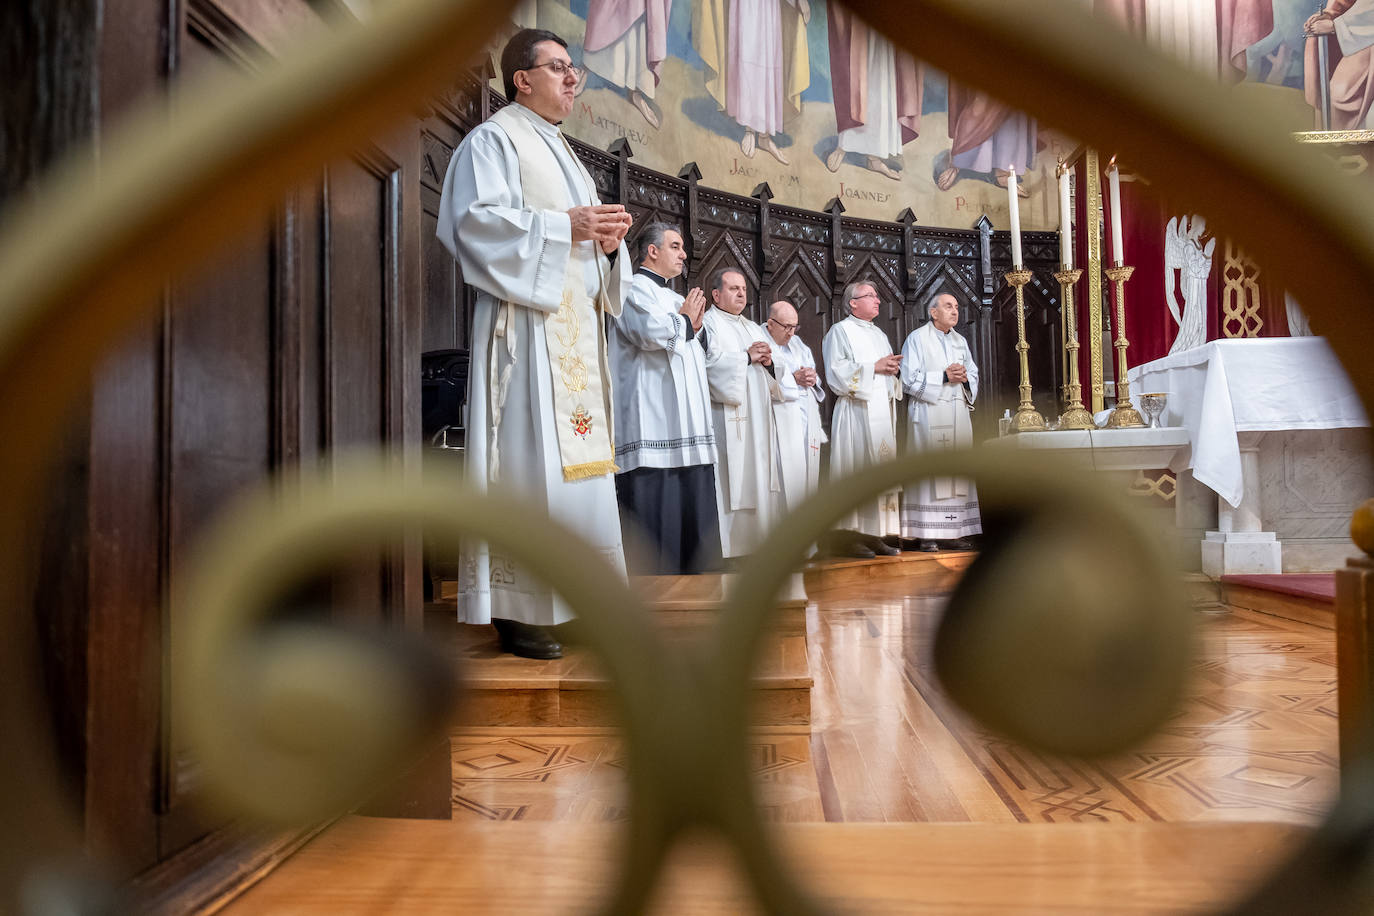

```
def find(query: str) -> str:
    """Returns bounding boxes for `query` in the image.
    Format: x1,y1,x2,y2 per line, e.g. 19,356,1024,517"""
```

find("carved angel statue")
1285,291,1313,336
1164,214,1216,354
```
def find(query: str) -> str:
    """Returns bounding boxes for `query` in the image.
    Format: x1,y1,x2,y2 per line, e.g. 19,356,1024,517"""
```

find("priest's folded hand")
569,204,631,245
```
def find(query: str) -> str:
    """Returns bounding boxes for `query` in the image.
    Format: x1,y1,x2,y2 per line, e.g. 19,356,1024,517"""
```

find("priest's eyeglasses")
768,318,798,332
526,60,583,80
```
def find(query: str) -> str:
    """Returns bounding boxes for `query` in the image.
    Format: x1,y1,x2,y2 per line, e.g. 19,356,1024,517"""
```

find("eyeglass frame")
767,317,799,332
523,60,583,80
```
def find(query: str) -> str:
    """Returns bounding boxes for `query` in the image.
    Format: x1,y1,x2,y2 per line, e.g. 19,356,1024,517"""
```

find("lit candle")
1057,164,1073,271
1108,158,1124,266
1007,163,1023,268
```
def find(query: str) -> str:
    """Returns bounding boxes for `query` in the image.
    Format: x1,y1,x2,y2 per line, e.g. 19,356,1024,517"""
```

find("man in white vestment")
701,269,784,558
765,300,827,512
436,29,633,659
823,280,903,544
609,221,723,574
900,291,981,552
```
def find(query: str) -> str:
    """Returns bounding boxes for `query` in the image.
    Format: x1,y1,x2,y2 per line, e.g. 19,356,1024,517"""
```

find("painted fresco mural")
493,0,1074,230
487,1,1349,231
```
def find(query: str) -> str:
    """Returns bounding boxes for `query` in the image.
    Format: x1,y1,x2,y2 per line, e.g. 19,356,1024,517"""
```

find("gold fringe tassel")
562,459,619,482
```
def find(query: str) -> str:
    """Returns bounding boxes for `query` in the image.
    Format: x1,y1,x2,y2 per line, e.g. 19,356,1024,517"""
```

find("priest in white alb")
436,29,633,659
765,300,827,512
701,269,784,558
609,221,722,574
900,291,981,551
823,279,903,539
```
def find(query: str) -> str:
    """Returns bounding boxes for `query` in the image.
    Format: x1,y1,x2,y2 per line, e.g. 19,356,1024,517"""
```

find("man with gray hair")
609,221,722,574
899,290,981,551
823,279,904,541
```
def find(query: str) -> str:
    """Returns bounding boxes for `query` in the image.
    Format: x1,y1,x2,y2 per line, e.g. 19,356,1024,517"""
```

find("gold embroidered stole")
489,106,617,481
917,324,972,499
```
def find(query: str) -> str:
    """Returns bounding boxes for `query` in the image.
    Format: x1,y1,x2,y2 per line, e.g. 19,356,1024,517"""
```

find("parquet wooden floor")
446,580,1338,828
223,571,1336,914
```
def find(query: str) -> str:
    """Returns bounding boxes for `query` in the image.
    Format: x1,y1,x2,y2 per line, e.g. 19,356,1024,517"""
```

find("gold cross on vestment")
936,430,954,448
727,410,750,440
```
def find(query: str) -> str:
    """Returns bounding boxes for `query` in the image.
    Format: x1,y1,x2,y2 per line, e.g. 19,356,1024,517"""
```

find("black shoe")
492,619,563,659
872,539,901,556
899,537,926,551
919,539,940,552
847,543,877,559
941,537,975,551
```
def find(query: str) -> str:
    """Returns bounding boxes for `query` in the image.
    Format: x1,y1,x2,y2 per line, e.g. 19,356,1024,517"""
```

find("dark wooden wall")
16,5,1064,909
20,1,430,910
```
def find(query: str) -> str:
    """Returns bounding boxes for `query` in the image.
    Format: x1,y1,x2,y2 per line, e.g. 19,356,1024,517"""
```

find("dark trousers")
615,464,724,575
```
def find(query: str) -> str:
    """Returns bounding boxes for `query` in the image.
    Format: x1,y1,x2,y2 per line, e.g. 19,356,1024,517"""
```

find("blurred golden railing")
2,0,1373,913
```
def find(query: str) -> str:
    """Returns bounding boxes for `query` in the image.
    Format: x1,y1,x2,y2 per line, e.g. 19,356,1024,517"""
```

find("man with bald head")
766,300,827,512
701,268,784,559
900,290,981,551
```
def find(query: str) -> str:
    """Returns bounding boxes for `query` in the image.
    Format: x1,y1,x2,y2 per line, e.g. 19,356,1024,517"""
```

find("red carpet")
1220,573,1335,604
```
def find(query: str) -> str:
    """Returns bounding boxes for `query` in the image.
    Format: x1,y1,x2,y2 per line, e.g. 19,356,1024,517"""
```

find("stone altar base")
1201,530,1282,577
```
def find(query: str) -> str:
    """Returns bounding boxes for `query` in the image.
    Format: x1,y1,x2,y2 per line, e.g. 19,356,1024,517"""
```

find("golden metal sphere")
1352,498,1374,557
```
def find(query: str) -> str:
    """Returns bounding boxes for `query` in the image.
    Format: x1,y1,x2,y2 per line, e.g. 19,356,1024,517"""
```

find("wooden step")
1220,573,1335,630
226,817,1308,914
803,549,976,593
633,573,807,636
437,573,808,635
433,611,811,729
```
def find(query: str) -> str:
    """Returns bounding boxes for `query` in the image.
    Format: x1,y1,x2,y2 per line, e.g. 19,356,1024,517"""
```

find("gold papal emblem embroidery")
571,406,593,439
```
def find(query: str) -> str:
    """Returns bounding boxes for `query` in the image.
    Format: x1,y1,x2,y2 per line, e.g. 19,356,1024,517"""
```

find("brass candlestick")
1053,268,1094,430
1006,269,1046,433
1104,263,1145,428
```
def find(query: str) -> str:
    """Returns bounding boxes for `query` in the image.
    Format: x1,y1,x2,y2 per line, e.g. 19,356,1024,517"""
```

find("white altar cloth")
1129,338,1367,508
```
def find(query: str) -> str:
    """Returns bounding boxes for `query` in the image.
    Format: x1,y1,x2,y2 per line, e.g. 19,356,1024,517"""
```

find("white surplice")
770,336,827,512
822,315,902,535
899,321,982,539
609,270,716,472
436,102,631,626
701,308,783,556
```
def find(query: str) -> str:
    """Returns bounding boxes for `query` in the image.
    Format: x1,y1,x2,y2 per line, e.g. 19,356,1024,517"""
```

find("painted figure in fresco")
934,84,1035,197
1095,0,1273,81
825,4,923,181
583,0,672,128
1305,0,1374,129
1163,214,1216,355
693,0,811,164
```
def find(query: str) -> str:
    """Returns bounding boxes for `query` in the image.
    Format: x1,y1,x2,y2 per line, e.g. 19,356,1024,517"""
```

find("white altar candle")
1058,165,1073,271
1007,163,1023,268
1108,159,1124,266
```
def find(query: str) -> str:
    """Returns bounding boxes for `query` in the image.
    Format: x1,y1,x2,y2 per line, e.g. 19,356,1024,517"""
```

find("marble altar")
1130,338,1371,574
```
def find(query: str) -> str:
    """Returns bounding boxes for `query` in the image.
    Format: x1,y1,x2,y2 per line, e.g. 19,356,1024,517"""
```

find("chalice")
1139,392,1168,429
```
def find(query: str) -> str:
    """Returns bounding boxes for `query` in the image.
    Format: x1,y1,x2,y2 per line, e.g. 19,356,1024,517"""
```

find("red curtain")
1114,171,1174,367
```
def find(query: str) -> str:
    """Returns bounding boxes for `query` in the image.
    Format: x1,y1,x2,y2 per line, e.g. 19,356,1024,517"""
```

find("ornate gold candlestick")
1053,268,1095,430
1006,268,1046,433
1104,263,1145,428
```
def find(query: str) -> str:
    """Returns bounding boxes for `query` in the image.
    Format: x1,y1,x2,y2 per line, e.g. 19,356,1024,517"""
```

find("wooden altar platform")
430,573,813,729
1219,573,1336,630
